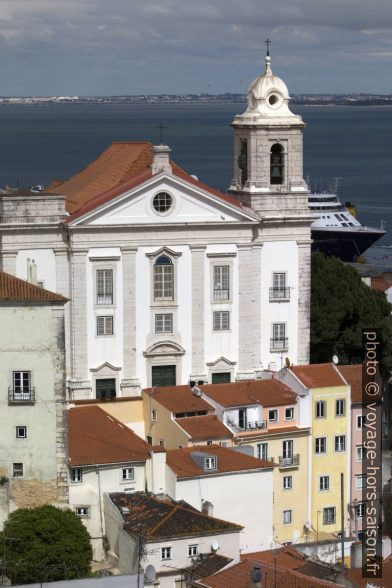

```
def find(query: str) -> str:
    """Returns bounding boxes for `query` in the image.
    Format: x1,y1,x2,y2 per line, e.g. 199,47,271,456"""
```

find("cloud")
0,0,390,94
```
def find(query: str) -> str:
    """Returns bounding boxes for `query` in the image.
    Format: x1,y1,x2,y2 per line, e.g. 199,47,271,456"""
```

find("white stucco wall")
15,248,56,292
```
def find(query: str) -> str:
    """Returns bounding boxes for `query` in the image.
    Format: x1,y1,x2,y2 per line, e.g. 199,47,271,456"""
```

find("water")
0,102,390,245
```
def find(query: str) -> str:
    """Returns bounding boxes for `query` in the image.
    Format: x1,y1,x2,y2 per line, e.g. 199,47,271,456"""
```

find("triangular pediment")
68,172,258,227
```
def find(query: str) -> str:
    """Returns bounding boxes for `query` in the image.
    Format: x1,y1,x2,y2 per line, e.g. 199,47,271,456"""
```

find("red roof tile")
201,379,297,408
371,276,392,292
166,445,274,479
175,415,233,441
68,405,150,466
144,386,213,414
337,365,362,403
0,271,68,304
290,363,346,389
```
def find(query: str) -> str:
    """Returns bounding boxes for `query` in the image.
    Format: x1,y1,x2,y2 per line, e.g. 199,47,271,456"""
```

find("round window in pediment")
153,191,173,213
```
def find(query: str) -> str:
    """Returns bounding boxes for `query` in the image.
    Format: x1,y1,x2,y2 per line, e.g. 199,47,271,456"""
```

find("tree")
310,252,392,377
0,505,93,584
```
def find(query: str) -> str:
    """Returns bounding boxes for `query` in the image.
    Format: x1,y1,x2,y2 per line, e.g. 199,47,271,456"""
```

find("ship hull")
311,227,386,262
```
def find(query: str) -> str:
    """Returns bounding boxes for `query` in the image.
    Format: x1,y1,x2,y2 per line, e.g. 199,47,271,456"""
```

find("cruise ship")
309,188,386,262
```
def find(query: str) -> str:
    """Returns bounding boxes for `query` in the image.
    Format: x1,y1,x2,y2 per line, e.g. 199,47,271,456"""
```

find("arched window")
270,143,284,185
154,255,174,301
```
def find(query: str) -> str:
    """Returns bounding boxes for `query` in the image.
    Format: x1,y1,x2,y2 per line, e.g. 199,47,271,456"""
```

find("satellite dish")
211,540,219,552
332,355,339,365
192,386,202,397
145,564,156,583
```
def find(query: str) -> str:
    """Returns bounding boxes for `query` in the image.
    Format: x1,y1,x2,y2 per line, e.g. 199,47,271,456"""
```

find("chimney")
151,145,172,174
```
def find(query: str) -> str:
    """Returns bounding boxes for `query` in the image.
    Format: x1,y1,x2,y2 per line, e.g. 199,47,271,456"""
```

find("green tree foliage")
0,505,92,584
310,252,392,376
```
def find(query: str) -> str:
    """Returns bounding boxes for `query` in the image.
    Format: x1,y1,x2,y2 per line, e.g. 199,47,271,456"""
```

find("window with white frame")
357,415,366,429
356,474,366,489
16,426,27,438
257,443,268,460
335,435,346,452
213,265,230,301
75,507,89,518
357,446,366,461
154,256,174,301
13,371,31,394
356,503,366,518
188,544,198,557
71,468,82,483
283,510,292,524
285,407,294,420
12,463,23,478
205,457,216,470
213,311,229,331
283,476,292,490
155,313,173,333
96,269,113,305
268,409,278,422
122,467,134,481
161,547,172,560
272,323,286,349
315,401,326,418
151,409,157,422
96,315,113,336
319,475,330,491
315,437,326,454
336,399,345,416
323,507,336,525
273,272,286,290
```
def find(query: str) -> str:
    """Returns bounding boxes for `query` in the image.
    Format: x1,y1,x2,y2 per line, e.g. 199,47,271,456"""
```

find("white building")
0,53,312,399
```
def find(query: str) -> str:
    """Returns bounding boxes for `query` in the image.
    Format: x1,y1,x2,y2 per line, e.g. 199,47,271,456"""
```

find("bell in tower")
228,46,310,218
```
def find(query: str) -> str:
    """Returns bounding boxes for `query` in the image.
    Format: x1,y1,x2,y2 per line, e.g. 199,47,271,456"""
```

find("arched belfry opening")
270,143,284,185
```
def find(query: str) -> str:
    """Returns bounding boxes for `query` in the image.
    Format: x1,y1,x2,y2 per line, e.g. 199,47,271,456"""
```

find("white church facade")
0,55,312,400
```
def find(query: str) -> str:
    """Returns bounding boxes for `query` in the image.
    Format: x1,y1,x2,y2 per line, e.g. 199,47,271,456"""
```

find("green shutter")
211,372,231,384
96,378,116,399
152,365,176,387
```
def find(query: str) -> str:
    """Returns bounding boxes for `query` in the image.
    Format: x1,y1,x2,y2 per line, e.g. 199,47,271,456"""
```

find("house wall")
350,403,366,537
0,303,68,528
142,391,190,448
167,468,274,553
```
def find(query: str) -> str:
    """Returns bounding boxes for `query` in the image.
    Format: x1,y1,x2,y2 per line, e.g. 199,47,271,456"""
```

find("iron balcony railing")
278,454,300,468
270,338,288,352
226,419,267,433
269,287,290,301
8,387,35,405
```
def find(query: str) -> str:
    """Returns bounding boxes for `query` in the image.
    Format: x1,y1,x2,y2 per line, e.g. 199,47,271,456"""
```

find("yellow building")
284,364,351,539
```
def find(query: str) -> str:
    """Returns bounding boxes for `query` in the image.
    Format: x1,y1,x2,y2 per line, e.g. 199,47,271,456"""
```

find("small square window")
315,437,326,454
283,476,292,490
12,463,23,478
161,546,172,560
122,468,134,481
335,435,346,452
319,475,330,491
357,415,366,429
155,313,173,334
356,475,366,489
96,315,114,336
213,311,229,331
356,503,366,518
71,468,82,483
357,446,365,461
188,544,198,557
336,399,345,416
268,409,278,422
16,426,27,439
283,510,292,524
159,439,165,447
315,401,326,418
75,507,89,518
285,408,294,420
323,507,336,525
205,457,216,470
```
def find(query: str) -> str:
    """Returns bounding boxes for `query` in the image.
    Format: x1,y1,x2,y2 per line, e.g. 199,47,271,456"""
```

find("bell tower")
229,50,310,218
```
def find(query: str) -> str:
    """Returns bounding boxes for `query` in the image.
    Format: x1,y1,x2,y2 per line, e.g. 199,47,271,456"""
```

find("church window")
153,192,173,213
213,265,229,301
237,139,248,187
96,315,113,336
96,269,113,305
270,143,284,185
213,311,230,331
154,256,174,300
155,313,173,333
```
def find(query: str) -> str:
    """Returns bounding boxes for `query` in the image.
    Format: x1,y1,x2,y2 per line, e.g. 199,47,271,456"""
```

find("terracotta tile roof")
194,557,339,588
290,363,346,389
175,415,233,441
166,445,274,479
49,141,153,214
371,276,392,292
337,365,362,403
68,405,150,466
200,379,297,408
183,554,233,581
242,546,306,570
109,492,242,541
0,271,68,304
346,554,391,587
144,386,213,414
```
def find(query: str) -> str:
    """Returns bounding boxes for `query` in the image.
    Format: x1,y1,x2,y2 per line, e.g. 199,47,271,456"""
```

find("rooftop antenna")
265,37,271,57
155,122,167,145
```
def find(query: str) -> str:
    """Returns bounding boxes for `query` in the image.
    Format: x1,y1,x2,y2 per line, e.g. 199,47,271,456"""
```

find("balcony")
269,287,290,301
270,338,288,352
226,419,267,433
8,387,35,405
278,454,300,468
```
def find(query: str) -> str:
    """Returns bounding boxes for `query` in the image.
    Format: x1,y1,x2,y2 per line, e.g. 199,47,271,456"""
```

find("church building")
0,54,312,400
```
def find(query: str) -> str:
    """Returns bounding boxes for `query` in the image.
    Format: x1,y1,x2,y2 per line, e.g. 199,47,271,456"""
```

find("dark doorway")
152,365,176,387
211,372,231,384
96,378,116,399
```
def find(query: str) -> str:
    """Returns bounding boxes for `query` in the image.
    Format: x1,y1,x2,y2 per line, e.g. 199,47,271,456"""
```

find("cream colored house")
0,271,69,528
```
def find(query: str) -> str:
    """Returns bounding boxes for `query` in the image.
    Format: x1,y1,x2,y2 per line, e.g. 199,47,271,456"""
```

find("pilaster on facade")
70,249,89,389
297,239,312,364
121,247,140,396
0,250,17,275
190,245,206,381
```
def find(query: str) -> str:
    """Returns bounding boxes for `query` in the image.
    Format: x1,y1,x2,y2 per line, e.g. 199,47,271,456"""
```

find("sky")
0,0,391,96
